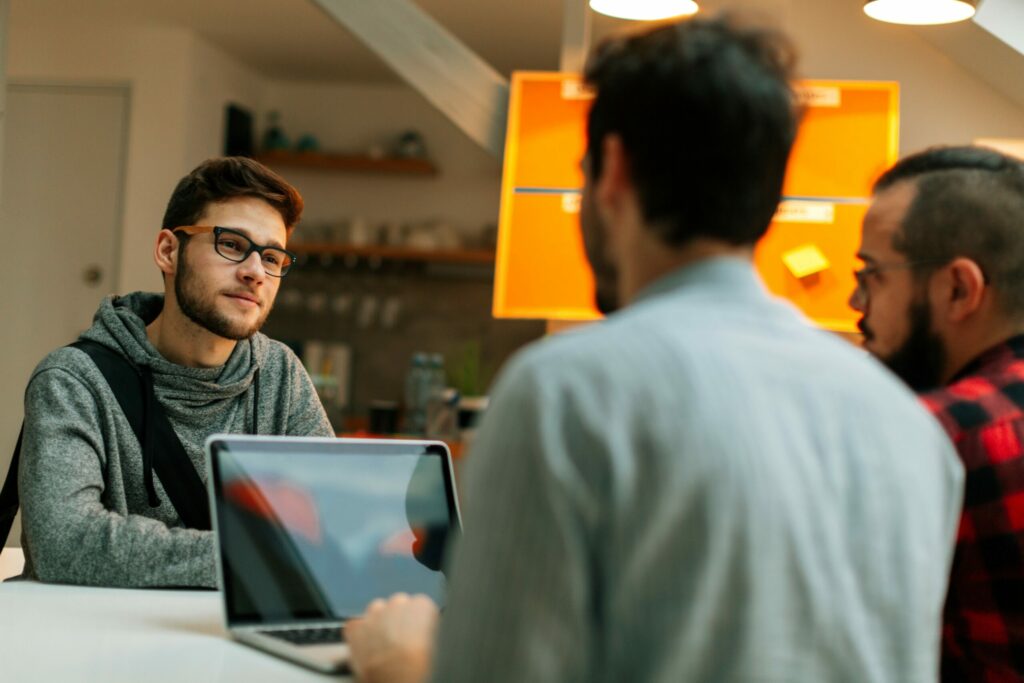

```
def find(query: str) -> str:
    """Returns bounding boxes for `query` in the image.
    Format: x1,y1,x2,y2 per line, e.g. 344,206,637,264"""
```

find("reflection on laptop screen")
210,440,458,626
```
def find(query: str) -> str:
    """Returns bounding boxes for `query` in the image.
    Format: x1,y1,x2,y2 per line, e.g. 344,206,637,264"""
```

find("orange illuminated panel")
510,75,590,190
785,81,899,199
495,72,598,319
495,73,896,326
494,191,599,320
754,202,867,332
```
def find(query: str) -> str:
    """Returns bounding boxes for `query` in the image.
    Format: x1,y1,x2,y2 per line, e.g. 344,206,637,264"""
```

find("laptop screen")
208,437,460,626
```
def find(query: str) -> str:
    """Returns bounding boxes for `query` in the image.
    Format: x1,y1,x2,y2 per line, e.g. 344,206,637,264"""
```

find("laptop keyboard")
258,626,346,645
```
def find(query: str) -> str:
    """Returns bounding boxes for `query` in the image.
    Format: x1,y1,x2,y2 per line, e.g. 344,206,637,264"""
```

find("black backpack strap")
69,341,148,486
0,342,139,548
70,340,211,531
0,341,216,549
0,426,25,550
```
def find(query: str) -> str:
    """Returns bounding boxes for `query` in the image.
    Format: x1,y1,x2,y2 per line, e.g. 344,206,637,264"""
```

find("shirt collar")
632,256,766,306
949,334,1024,384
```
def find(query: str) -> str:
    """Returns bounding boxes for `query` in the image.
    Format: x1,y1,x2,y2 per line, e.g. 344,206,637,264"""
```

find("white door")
0,83,129,548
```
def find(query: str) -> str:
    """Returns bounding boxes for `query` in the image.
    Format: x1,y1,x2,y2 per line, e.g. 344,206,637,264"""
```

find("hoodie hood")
79,292,268,412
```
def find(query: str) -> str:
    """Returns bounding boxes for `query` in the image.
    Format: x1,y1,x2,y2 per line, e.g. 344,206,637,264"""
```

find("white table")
0,581,353,682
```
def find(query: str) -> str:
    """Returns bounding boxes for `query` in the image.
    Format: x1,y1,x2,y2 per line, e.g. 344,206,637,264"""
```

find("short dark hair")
161,157,304,235
584,15,798,247
874,145,1023,192
879,148,1024,315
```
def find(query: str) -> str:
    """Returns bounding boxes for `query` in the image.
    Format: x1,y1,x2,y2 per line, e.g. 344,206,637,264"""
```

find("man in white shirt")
346,16,964,683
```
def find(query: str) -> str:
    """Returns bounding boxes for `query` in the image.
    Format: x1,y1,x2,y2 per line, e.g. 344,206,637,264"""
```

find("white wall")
261,81,502,237
6,19,267,294
8,21,190,293
184,33,265,171
788,0,1024,154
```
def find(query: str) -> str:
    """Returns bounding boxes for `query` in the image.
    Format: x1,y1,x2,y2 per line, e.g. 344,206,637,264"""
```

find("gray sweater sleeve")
19,364,216,587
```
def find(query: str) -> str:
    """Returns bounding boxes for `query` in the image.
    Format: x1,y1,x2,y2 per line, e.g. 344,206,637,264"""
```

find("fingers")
344,620,367,681
365,592,416,616
408,594,436,609
344,618,361,639
347,594,440,683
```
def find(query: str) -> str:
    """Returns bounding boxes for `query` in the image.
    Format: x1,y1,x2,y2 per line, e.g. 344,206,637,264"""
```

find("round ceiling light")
863,0,977,25
589,0,700,21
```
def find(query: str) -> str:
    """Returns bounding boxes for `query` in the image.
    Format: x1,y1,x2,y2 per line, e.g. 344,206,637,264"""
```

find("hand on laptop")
346,593,439,683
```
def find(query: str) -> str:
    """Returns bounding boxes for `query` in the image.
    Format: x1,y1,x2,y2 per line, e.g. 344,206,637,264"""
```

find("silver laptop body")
205,435,462,674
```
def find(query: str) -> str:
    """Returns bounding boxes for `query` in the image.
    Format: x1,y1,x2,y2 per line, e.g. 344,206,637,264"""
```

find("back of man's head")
162,156,304,236
877,146,1024,317
584,15,798,248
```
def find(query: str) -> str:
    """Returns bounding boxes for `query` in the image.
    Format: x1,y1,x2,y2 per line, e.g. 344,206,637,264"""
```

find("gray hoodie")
18,292,333,587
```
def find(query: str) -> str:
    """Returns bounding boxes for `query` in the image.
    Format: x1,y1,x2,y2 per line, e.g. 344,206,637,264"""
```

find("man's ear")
935,257,986,323
595,133,631,214
154,229,180,278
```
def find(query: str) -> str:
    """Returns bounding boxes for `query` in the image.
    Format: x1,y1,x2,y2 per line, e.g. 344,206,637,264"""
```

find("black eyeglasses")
172,226,297,277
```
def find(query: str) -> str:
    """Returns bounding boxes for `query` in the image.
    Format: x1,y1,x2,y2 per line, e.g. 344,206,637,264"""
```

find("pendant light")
589,0,699,21
863,0,977,25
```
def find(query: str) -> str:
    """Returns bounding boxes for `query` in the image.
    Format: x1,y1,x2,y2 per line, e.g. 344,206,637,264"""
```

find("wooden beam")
560,0,593,73
310,0,510,158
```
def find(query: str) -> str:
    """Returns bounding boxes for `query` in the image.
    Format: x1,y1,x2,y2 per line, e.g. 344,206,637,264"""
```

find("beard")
579,189,620,315
864,298,947,392
589,256,620,315
175,247,271,341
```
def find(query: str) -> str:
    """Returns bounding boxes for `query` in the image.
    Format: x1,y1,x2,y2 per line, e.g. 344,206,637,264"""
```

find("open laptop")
205,435,462,674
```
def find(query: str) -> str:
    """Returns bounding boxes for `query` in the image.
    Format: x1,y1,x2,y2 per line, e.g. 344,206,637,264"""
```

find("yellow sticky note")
782,244,830,279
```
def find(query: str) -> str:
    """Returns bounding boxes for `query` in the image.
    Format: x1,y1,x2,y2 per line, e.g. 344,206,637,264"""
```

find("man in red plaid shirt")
851,146,1024,681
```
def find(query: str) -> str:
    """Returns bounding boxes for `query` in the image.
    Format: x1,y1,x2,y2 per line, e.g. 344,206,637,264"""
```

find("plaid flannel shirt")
921,334,1024,682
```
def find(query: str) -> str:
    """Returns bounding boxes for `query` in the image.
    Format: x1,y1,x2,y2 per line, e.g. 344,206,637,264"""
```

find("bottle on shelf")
427,354,446,400
261,111,290,152
403,352,429,435
425,354,459,441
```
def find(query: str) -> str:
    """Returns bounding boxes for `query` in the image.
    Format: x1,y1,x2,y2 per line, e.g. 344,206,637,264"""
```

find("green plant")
449,340,487,396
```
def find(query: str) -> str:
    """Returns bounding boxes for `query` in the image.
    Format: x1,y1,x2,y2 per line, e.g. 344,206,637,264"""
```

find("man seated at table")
849,146,1024,680
343,15,964,683
15,157,333,587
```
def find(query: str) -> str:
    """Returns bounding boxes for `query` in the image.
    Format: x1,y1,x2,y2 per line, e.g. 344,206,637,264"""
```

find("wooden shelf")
291,242,495,265
255,150,438,176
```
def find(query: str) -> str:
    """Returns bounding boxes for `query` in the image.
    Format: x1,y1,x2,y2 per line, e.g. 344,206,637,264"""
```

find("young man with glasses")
850,146,1024,680
16,157,333,587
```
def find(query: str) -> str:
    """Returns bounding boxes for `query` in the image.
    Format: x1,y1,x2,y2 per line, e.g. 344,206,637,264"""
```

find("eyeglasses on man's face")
172,226,297,277
851,259,948,302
